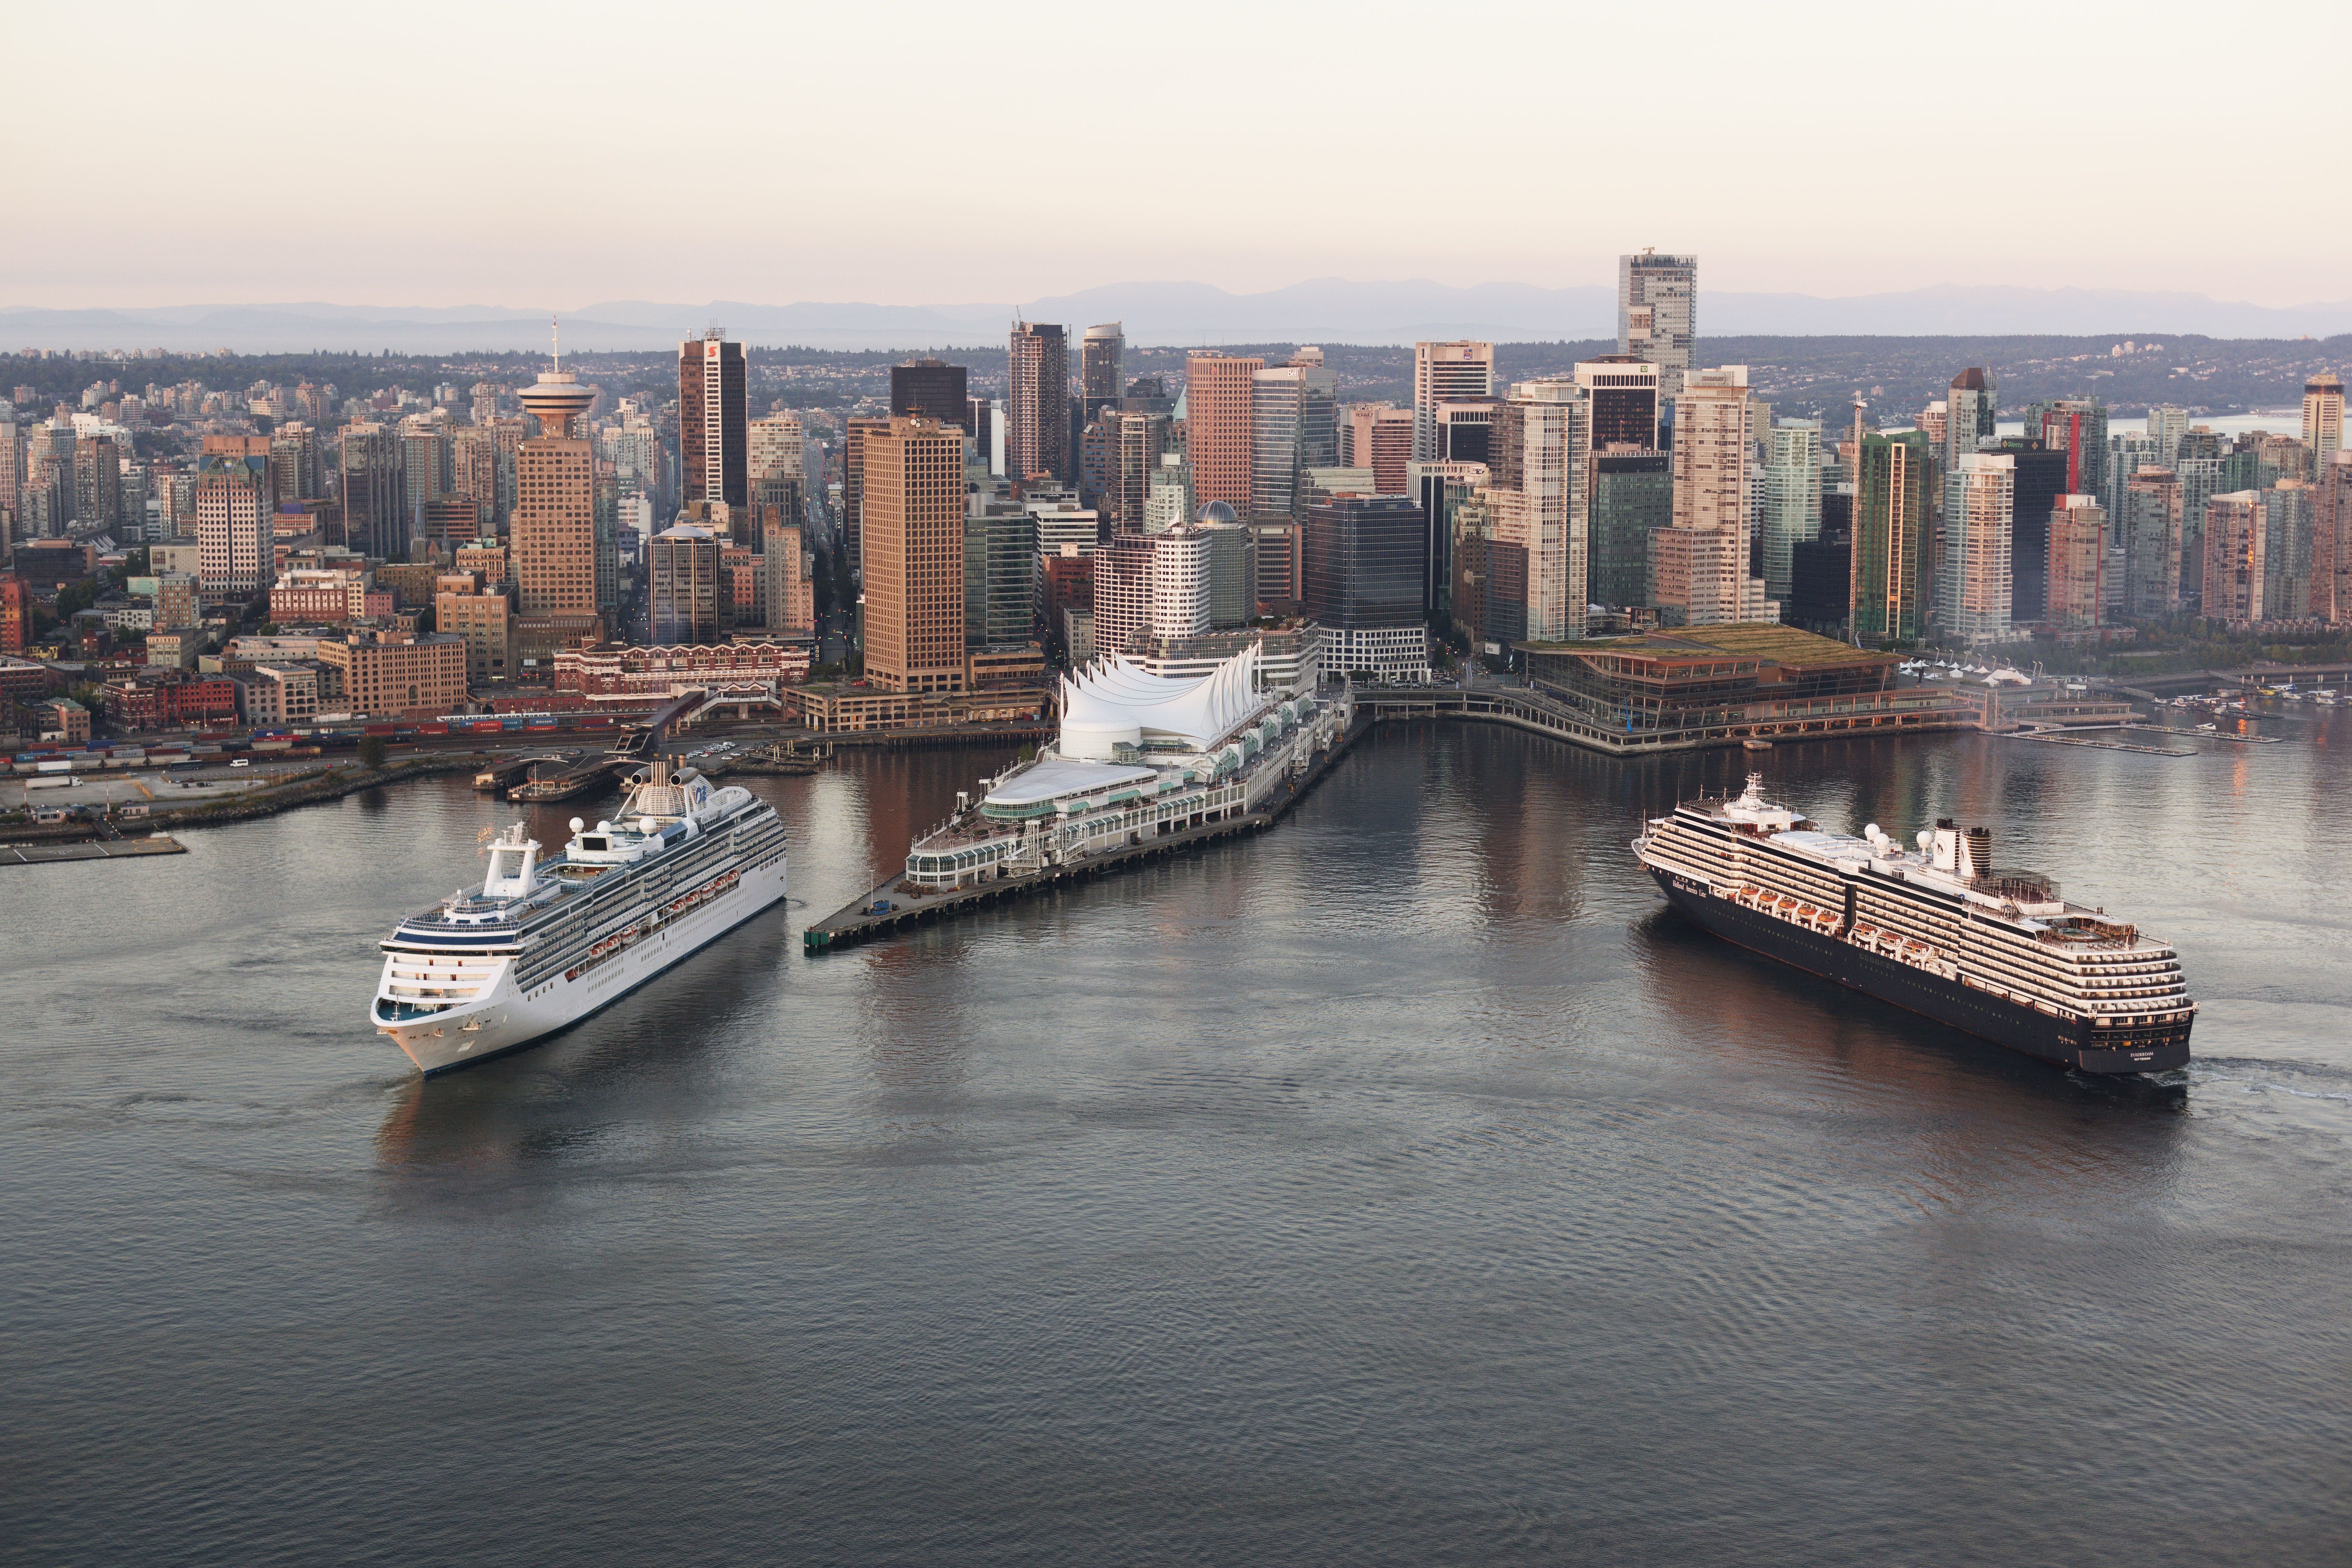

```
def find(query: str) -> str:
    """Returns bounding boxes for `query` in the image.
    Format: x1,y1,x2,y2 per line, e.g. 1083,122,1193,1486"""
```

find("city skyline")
9,2,2347,315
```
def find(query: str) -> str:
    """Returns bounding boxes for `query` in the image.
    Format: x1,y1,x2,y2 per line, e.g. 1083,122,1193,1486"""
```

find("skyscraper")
1251,367,1308,521
1852,431,1934,645
842,414,892,584
1006,322,1069,482
1618,250,1697,399
2316,450,2352,624
1991,437,2069,624
1080,324,1124,426
2120,467,2182,618
2303,374,2344,475
861,417,967,693
1758,420,1822,602
964,505,1038,650
2264,479,2315,619
679,330,748,508
1945,368,1997,471
2046,495,2106,632
648,525,722,644
2040,399,2110,500
1488,379,1591,641
1950,454,2015,645
2203,492,2265,623
512,366,599,625
1651,366,1771,626
1339,404,1414,495
1182,352,1261,517
1589,450,1671,609
1304,496,1431,679
890,358,970,431
195,436,273,593
1575,357,1660,450
73,436,120,533
749,412,805,513
2146,405,2190,464
338,423,403,559
1412,341,1493,460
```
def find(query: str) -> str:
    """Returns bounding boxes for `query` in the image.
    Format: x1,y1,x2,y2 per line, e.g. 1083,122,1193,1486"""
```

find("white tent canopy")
1059,643,1264,760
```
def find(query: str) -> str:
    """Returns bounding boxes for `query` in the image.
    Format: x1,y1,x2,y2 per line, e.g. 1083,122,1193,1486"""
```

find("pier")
803,717,1364,953
1,835,186,868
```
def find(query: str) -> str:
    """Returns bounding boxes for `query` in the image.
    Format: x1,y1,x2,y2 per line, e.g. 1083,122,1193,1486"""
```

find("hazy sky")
10,0,2348,309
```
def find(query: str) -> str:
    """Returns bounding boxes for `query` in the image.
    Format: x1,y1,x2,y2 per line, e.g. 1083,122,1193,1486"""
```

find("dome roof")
1196,500,1238,526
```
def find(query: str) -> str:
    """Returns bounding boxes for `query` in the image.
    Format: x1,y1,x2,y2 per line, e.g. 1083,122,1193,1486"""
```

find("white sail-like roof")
1059,642,1263,759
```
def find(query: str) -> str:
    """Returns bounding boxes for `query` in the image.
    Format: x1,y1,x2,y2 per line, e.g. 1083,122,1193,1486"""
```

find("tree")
358,735,387,769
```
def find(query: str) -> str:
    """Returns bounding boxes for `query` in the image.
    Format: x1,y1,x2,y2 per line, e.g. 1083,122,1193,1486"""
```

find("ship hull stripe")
1652,869,2190,1075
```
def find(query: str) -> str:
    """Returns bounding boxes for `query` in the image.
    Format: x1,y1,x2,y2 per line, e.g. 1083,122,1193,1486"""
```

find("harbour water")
6,715,2350,1564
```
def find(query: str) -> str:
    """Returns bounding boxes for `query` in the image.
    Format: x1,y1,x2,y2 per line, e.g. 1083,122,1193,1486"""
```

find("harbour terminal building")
900,641,1349,892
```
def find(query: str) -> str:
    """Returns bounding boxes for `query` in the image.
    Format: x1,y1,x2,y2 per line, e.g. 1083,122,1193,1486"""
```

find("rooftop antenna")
551,315,561,373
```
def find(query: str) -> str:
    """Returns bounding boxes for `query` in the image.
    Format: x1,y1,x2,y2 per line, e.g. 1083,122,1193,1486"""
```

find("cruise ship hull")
1652,869,2191,1075
380,854,788,1076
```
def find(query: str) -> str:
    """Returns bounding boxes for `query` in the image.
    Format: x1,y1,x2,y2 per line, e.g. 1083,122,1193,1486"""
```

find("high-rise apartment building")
2040,399,2109,500
2264,479,2315,619
2045,495,2106,632
1080,324,1124,426
1852,431,1934,646
1651,366,1770,627
270,423,321,505
1143,452,1194,535
861,418,967,693
1944,369,1997,472
1950,454,2015,645
73,436,120,533
1006,322,1069,482
1488,379,1591,640
1758,420,1822,602
2147,405,2190,464
2120,467,2182,617
1990,438,2068,624
1339,404,1415,495
195,436,273,593
2303,374,2344,475
2202,491,2265,624
2318,451,2352,624
1104,411,1166,531
679,330,748,508
890,359,969,432
1412,341,1494,460
1184,352,1261,514
1618,249,1697,399
1576,357,1661,451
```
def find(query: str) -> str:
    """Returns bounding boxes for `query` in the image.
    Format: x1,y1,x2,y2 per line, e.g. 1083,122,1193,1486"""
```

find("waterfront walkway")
1,836,186,867
1355,683,1969,754
802,718,1364,953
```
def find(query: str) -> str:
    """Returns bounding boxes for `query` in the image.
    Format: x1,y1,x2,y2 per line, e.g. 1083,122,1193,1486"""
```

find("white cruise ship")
373,758,788,1074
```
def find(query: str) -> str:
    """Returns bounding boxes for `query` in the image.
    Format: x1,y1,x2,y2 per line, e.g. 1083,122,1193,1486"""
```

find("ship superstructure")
1635,774,2193,1073
372,757,787,1074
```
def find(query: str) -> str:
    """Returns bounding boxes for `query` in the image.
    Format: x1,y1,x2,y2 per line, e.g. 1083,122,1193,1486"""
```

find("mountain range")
7,280,2352,353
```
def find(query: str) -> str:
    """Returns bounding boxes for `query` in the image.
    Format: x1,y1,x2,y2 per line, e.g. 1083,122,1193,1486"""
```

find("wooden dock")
803,719,1364,953
1,835,187,867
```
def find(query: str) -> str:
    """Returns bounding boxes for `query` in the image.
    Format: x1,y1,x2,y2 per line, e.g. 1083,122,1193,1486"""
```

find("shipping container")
418,722,449,736
363,724,397,736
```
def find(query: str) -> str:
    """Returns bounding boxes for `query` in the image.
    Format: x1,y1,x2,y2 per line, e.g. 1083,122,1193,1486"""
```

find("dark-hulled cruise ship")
1635,775,2193,1073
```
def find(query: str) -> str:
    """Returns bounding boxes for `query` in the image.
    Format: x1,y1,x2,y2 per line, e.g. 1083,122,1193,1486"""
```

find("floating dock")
0,835,187,867
803,718,1363,953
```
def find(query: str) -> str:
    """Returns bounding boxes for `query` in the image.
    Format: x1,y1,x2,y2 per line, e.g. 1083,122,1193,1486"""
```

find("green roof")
1520,625,1892,669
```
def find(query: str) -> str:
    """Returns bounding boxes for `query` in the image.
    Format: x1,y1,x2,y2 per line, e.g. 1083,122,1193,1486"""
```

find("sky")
9,0,2349,311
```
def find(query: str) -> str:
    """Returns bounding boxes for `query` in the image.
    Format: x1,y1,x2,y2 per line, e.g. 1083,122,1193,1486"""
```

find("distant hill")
8,279,2352,353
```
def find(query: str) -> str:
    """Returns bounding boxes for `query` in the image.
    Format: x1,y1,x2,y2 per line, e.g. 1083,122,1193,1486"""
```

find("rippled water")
6,715,2349,1565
